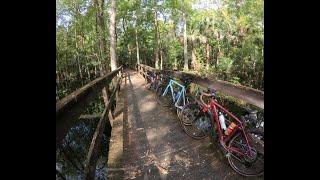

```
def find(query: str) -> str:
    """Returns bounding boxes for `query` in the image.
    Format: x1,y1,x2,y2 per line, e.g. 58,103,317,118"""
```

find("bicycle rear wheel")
180,103,210,139
227,130,264,176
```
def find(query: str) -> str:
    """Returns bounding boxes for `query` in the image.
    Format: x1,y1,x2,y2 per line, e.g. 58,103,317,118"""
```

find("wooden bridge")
56,64,264,180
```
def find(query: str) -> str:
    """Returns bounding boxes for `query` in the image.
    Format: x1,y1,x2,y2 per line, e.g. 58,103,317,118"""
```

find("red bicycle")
180,89,264,176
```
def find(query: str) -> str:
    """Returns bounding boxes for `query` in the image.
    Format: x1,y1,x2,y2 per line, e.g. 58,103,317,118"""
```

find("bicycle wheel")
246,128,264,147
176,95,195,118
155,85,173,107
227,130,264,176
180,103,210,139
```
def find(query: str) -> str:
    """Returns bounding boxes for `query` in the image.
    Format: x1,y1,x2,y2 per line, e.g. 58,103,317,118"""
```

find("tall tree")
153,0,159,69
109,0,117,71
183,12,188,71
94,0,107,74
191,35,198,70
134,3,140,65
135,19,140,65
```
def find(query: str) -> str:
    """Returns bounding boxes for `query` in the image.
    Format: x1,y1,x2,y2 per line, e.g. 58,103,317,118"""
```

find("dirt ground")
107,69,263,180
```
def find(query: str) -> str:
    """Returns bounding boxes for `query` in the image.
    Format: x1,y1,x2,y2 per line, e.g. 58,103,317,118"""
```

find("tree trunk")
76,57,83,82
123,17,131,66
135,4,141,66
154,4,159,69
158,23,163,70
135,19,140,65
86,65,91,81
109,0,117,71
216,47,221,68
160,49,163,70
94,0,107,75
172,22,177,70
206,39,210,70
183,13,188,71
174,57,177,70
191,36,197,71
128,44,132,65
57,70,60,85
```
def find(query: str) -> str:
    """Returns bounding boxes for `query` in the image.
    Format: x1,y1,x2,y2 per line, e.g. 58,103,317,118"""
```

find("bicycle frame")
202,97,254,157
146,72,161,90
162,79,186,109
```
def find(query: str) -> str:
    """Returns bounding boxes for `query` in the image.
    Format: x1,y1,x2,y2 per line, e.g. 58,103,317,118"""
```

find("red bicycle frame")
201,97,254,157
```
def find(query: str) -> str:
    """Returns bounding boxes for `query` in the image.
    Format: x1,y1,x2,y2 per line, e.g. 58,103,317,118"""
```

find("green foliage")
230,76,241,85
217,57,233,73
56,0,264,177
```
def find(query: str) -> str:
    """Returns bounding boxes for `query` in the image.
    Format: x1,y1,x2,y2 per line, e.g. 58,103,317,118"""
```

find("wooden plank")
107,80,125,179
137,64,264,109
79,114,102,120
84,77,121,180
56,66,122,148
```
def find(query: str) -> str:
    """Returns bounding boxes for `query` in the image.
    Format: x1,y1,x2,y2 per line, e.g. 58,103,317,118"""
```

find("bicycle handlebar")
199,90,215,105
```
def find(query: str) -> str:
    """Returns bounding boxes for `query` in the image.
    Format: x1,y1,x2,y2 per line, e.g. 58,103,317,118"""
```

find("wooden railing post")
84,74,122,179
56,66,123,149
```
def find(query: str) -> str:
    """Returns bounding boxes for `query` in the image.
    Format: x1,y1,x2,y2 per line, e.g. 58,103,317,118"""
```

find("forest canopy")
56,1,264,178
56,0,263,98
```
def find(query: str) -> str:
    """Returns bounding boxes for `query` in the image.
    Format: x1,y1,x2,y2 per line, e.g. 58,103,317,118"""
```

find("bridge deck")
107,69,261,180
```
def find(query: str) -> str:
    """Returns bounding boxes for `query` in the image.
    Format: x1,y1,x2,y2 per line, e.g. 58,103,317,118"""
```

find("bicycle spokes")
227,132,264,176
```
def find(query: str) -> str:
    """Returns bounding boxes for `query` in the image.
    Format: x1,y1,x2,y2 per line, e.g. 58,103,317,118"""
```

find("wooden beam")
79,114,102,120
84,77,121,180
56,66,122,149
137,64,264,109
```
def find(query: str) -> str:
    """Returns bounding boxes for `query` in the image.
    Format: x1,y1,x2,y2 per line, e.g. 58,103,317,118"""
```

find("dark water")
56,78,119,179
56,100,111,180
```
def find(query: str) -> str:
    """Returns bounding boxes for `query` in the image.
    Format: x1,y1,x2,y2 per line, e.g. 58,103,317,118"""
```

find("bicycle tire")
176,95,195,118
180,102,210,140
226,130,264,177
246,128,264,145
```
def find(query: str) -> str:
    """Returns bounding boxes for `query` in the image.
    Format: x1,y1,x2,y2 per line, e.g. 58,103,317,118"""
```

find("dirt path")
107,69,263,180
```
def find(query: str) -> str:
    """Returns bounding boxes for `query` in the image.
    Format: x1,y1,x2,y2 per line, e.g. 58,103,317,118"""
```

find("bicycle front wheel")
227,130,264,177
180,103,209,139
176,95,195,118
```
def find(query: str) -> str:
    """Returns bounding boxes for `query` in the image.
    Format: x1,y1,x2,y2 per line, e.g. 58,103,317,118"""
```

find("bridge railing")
136,64,264,109
56,66,123,179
